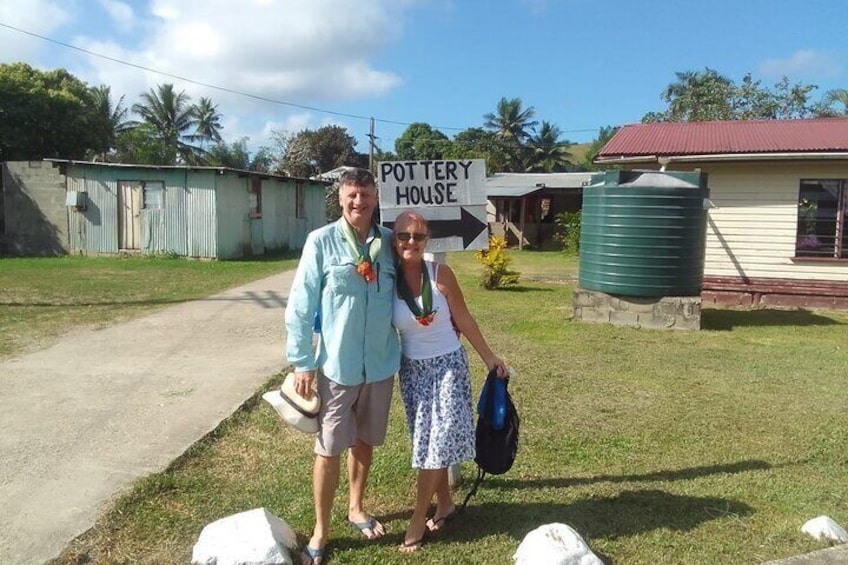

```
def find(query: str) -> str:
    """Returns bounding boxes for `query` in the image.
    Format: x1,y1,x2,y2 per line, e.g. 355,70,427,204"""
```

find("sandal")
347,515,385,540
426,506,456,532
301,545,324,565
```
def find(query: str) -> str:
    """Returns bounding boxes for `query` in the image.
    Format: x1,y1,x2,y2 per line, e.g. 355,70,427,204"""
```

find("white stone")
191,507,298,565
801,515,848,544
513,523,604,565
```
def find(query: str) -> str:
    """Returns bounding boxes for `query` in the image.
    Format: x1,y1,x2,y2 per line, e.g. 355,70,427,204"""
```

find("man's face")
339,181,377,226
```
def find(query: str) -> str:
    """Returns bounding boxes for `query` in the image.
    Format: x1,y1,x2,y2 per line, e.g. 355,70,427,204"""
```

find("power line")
0,20,604,138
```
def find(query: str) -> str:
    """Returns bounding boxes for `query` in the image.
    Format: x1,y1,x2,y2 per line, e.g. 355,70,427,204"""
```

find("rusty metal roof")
597,118,848,159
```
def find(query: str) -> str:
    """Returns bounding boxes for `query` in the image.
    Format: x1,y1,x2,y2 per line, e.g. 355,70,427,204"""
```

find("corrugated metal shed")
52,160,329,259
597,118,848,159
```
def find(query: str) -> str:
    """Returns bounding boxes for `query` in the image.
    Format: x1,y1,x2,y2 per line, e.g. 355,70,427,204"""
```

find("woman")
391,210,508,553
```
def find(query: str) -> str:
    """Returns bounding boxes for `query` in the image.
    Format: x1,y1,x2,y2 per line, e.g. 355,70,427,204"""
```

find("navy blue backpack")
461,368,520,509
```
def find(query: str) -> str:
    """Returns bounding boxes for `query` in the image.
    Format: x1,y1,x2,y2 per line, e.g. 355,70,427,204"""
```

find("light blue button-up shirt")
285,218,400,386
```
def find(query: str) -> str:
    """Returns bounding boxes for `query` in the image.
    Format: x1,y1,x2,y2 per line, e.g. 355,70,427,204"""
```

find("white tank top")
392,261,462,360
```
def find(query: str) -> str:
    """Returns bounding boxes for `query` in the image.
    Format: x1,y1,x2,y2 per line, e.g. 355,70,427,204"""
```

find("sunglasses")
396,232,428,242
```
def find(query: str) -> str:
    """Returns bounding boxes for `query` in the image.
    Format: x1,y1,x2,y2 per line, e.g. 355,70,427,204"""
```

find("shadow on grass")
491,286,556,293
702,309,843,330
0,291,288,310
450,489,754,544
495,459,772,490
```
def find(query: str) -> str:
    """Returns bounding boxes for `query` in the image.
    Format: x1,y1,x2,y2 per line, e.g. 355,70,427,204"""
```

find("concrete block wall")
573,288,702,331
1,161,68,256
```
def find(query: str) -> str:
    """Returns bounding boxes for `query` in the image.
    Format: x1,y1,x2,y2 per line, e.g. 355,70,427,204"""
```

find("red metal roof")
597,118,848,159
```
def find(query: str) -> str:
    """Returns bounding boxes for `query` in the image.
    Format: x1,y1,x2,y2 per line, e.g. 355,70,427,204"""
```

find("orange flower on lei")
356,260,376,283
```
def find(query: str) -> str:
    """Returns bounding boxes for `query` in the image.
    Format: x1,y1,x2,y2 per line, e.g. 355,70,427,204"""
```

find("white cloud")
758,49,844,81
0,0,72,63
98,0,135,30
132,0,406,101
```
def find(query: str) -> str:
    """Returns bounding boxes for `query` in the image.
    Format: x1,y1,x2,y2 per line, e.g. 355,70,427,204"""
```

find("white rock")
514,523,604,565
801,515,848,543
191,507,298,565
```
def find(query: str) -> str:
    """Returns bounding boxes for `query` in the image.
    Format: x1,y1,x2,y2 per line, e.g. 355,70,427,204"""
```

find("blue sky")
1,0,846,157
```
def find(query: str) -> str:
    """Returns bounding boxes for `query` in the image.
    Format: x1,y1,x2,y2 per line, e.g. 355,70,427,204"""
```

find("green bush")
553,211,581,255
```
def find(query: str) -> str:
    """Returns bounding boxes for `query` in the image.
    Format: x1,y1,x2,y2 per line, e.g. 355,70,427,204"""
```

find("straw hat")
262,372,321,434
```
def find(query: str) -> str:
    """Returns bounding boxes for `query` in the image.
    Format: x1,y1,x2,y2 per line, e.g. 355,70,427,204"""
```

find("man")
285,168,400,565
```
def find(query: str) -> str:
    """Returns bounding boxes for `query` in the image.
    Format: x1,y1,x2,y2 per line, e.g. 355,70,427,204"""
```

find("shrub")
474,236,520,289
553,211,581,255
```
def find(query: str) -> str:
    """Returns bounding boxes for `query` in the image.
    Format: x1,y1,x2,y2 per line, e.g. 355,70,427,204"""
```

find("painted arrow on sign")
383,206,487,249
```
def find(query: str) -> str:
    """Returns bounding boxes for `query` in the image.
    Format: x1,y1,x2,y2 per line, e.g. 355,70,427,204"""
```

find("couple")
285,168,507,564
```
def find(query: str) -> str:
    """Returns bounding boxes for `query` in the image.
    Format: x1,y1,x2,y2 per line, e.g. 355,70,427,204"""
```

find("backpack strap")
459,466,486,513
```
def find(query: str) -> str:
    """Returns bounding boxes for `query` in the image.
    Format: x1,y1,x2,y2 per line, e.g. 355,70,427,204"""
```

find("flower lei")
397,260,437,326
341,220,380,283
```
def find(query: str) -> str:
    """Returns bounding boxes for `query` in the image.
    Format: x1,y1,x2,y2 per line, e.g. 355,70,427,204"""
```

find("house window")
249,177,262,218
142,181,165,209
296,182,306,219
795,179,847,259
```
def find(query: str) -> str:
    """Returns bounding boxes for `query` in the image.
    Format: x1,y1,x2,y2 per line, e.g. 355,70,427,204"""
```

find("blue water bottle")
477,370,507,430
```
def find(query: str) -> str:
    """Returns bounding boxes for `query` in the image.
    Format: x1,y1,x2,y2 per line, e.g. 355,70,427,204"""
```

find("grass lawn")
0,253,299,359
8,251,846,564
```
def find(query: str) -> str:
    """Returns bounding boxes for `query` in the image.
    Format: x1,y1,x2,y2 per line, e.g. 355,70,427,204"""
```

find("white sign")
378,159,488,252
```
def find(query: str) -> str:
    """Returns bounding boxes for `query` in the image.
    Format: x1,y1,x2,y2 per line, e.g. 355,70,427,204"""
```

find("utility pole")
368,117,376,174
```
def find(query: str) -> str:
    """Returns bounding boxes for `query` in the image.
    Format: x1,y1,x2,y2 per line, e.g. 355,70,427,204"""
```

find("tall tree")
816,88,848,116
644,68,818,122
88,84,131,160
661,68,735,122
526,121,573,172
189,96,223,146
206,137,274,173
394,122,449,160
483,97,538,145
277,125,366,178
0,63,109,160
131,83,204,165
443,127,510,173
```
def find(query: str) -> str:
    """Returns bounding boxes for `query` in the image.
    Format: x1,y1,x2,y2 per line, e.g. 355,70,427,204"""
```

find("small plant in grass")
553,211,581,255
475,235,520,289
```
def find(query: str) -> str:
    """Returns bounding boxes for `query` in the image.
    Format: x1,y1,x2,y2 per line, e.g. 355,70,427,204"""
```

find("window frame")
141,180,165,210
249,177,262,219
295,181,306,219
794,178,847,260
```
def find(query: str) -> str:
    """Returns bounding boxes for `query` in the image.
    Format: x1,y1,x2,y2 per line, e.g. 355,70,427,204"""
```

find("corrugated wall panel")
185,171,218,258
261,178,291,250
215,172,248,259
76,166,120,253
66,175,87,252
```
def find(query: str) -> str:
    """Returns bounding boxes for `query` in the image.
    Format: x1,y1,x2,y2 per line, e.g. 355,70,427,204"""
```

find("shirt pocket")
326,264,361,296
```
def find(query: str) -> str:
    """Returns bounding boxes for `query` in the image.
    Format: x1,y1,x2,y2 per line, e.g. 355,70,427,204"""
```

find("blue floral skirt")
399,347,475,469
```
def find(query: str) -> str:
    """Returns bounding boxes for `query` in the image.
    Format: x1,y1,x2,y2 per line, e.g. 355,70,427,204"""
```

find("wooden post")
426,250,462,488
518,197,527,250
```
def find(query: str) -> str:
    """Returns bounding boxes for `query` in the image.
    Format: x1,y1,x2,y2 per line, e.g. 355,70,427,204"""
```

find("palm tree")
816,88,848,117
88,84,132,160
526,121,572,172
662,68,735,121
483,97,538,145
190,97,223,146
131,83,203,164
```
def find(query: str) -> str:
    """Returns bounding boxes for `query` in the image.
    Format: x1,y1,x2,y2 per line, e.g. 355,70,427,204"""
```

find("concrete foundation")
573,288,702,331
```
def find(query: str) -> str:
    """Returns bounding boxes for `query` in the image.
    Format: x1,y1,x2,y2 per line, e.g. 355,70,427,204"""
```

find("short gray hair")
339,168,375,190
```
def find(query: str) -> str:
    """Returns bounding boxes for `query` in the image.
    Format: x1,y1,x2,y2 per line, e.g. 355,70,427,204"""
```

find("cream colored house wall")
676,161,847,282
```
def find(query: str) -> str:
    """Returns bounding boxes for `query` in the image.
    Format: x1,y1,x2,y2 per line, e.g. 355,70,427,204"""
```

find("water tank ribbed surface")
578,170,709,297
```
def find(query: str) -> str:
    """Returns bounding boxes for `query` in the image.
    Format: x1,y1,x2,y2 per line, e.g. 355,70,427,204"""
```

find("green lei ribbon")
341,220,381,281
397,260,437,325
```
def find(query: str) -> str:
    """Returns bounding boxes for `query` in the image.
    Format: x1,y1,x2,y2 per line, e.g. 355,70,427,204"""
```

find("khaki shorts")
314,374,394,457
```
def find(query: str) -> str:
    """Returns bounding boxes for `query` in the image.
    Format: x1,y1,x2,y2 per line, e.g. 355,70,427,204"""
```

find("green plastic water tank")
578,170,709,297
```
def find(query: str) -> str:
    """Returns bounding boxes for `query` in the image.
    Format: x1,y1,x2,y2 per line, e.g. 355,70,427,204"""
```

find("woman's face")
393,218,429,263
